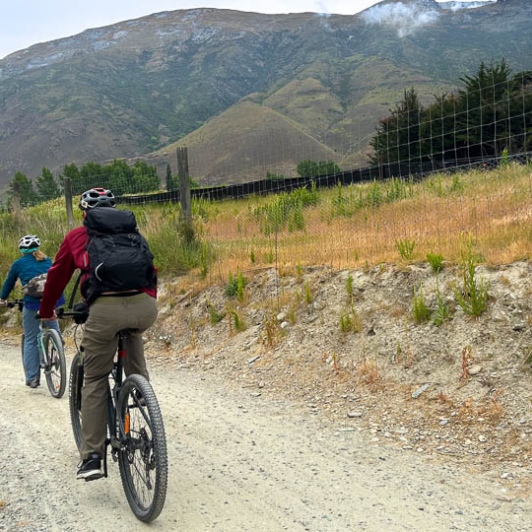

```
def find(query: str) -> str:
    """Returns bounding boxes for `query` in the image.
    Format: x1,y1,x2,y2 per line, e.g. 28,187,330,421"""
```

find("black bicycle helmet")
19,234,41,251
79,188,116,211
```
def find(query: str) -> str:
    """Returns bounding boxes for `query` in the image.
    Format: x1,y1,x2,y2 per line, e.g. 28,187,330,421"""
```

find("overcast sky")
0,0,477,60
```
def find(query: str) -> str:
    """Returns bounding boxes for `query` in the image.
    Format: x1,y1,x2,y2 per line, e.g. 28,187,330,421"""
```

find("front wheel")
117,374,167,523
68,351,84,450
43,329,66,398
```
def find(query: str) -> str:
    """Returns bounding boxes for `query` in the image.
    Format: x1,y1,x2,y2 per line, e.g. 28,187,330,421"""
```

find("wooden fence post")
64,177,74,228
177,147,194,242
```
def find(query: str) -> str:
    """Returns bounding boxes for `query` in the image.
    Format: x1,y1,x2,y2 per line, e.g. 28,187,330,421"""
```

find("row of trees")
370,60,532,168
8,160,161,207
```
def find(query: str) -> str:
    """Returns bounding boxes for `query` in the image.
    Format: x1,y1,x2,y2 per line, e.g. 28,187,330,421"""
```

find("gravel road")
0,341,530,532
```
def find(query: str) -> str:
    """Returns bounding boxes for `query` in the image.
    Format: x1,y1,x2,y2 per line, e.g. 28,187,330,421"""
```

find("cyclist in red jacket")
40,188,157,481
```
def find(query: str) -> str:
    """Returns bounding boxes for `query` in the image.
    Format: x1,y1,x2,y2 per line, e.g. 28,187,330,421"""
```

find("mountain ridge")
0,1,530,187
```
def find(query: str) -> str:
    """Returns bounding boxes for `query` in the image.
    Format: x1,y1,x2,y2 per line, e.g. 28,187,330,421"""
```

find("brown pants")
80,293,158,459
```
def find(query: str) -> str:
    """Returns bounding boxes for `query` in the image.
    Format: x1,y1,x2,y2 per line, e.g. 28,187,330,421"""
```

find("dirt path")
0,341,530,532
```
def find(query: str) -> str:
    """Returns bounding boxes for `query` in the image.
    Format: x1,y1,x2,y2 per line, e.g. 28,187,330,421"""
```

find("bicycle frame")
107,333,127,457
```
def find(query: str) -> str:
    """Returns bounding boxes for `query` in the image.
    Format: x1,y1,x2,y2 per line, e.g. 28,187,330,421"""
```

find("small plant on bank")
454,233,490,317
340,306,362,333
305,281,313,304
395,237,416,261
226,271,248,300
206,298,225,324
346,274,354,301
413,284,431,323
432,280,451,326
288,305,297,325
426,252,444,273
296,261,303,283
263,312,282,347
340,312,352,333
249,246,255,264
231,309,247,332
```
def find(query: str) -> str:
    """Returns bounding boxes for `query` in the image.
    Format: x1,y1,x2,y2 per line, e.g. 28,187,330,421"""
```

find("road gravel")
0,341,530,531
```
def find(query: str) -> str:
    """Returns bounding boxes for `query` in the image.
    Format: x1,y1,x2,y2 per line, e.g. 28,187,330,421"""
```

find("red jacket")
40,225,156,318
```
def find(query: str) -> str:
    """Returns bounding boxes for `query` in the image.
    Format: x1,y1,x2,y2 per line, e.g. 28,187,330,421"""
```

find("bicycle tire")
69,351,84,450
43,329,67,398
117,374,167,523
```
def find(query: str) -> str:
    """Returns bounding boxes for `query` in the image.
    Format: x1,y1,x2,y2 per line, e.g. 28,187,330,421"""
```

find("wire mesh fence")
2,62,532,287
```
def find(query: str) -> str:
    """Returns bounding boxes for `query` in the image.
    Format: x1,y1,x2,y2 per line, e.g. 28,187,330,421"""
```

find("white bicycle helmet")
19,234,41,251
79,188,116,211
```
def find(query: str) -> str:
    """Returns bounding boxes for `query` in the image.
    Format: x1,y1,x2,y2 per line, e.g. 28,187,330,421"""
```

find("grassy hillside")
1,164,531,297
143,100,337,184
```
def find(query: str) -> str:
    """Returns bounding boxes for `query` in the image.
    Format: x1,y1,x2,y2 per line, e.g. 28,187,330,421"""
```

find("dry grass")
2,165,532,292
356,357,380,385
196,165,532,281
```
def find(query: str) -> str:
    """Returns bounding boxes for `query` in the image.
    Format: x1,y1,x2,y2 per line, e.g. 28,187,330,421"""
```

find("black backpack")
81,208,156,304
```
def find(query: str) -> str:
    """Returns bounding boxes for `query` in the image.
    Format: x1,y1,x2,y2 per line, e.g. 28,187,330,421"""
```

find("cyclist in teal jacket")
0,235,65,387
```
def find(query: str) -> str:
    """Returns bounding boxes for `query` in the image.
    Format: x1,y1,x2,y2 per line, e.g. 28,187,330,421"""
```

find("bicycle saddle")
116,328,140,338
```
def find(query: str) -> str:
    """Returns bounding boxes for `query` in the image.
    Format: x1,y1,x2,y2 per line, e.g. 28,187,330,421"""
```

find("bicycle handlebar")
5,299,24,310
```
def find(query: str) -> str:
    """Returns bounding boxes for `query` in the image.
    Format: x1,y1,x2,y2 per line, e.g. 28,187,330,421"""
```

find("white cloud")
361,2,440,37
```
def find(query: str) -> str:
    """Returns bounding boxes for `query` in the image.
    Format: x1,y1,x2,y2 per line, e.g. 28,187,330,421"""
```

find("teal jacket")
1,254,65,310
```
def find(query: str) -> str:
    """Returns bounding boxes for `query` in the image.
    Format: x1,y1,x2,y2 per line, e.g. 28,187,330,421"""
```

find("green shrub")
413,284,431,323
454,233,490,317
226,271,248,298
426,252,444,273
432,283,451,326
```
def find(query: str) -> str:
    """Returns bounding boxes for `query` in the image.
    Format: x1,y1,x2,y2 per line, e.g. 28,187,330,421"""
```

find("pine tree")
36,167,61,202
9,171,37,207
165,164,174,191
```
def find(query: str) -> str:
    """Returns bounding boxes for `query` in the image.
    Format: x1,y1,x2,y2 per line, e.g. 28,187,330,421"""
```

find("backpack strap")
68,271,83,310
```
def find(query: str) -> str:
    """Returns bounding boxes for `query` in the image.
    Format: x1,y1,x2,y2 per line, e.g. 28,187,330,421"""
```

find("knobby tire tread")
44,329,66,398
68,351,83,450
117,374,167,523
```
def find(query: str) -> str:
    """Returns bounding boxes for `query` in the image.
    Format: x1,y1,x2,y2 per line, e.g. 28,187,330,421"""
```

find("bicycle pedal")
84,474,104,482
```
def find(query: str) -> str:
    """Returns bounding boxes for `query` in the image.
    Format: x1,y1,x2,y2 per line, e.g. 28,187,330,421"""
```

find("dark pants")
80,293,158,459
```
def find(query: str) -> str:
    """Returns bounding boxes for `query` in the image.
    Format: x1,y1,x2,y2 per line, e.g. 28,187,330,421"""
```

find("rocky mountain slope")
0,0,530,186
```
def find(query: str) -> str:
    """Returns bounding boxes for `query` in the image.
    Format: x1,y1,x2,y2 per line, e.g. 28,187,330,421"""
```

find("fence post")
177,147,194,242
64,177,74,228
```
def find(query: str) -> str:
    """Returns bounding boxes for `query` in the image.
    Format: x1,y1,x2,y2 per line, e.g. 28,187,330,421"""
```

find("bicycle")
60,307,168,523
6,299,66,398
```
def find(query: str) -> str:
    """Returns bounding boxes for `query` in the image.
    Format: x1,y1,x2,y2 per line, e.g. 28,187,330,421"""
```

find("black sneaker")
29,379,40,389
77,454,103,481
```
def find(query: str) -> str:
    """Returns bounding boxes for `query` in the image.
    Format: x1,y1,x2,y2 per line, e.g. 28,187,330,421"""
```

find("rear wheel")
69,351,84,449
43,329,66,398
117,374,167,522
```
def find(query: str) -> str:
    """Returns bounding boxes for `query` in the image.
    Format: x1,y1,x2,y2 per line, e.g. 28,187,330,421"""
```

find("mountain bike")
6,299,66,398
60,307,168,523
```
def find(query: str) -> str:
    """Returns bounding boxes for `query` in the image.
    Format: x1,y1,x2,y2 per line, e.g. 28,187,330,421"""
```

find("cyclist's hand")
0,299,7,307
40,310,58,321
